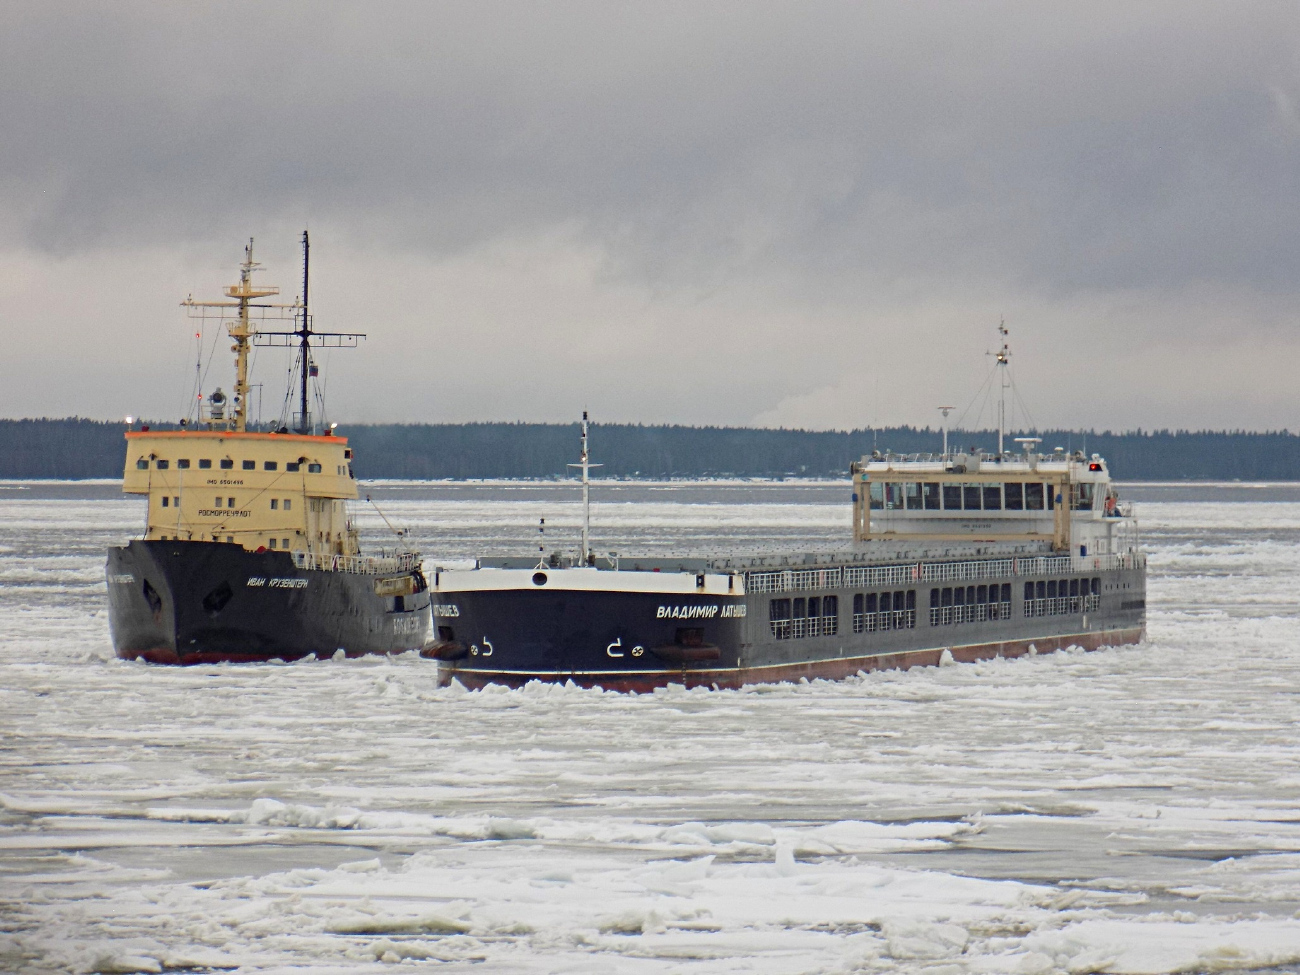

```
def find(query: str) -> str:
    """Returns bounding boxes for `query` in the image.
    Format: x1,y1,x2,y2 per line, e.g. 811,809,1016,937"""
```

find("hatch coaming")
122,429,359,555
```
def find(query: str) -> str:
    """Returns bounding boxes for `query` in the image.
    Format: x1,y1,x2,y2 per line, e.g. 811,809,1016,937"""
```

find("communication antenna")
536,517,547,569
937,406,954,456
567,411,602,565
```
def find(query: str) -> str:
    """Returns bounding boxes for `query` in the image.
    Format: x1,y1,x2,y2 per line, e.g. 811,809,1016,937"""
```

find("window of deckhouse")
220,459,233,470
905,483,922,510
983,484,1002,510
198,459,212,469
963,484,981,510
177,459,190,469
1025,482,1044,510
942,484,962,509
242,460,255,470
923,483,941,509
1004,482,1024,510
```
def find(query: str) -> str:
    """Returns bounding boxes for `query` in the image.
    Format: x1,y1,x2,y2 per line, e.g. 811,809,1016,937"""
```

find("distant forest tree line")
2,417,1298,481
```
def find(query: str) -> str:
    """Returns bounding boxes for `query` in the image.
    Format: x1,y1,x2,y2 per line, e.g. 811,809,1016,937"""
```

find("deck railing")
292,551,420,575
747,552,1142,595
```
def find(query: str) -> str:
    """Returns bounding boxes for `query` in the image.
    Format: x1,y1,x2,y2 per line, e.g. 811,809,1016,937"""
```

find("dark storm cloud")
5,1,1300,295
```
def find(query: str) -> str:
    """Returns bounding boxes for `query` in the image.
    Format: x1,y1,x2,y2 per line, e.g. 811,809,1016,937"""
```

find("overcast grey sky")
2,1,1298,431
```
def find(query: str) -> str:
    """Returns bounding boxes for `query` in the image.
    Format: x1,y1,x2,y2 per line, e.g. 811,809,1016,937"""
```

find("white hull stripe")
433,567,744,596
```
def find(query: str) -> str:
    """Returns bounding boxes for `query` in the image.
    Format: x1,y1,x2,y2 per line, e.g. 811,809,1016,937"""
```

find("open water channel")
2,480,1299,973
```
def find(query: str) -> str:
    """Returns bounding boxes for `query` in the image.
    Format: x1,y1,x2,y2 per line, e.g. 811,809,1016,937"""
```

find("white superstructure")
851,442,1138,557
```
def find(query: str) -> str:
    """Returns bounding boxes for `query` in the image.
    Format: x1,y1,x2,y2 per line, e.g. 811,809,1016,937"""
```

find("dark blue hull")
106,539,432,664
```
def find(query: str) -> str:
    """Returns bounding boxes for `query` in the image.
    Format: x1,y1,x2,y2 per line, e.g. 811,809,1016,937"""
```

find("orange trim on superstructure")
124,430,348,445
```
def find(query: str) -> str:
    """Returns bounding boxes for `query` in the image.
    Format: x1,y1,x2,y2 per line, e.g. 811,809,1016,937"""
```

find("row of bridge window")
138,458,323,472
869,481,1097,511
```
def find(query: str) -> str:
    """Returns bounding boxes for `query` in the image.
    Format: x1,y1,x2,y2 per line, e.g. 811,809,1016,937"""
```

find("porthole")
532,572,547,586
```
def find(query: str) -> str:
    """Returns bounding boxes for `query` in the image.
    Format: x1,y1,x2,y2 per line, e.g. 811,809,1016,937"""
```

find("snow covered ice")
3,479,1300,973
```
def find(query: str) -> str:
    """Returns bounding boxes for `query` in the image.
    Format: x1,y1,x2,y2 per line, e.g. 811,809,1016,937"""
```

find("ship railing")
853,608,916,631
292,550,421,575
921,559,1016,582
844,564,917,587
746,552,1143,595
928,602,1012,626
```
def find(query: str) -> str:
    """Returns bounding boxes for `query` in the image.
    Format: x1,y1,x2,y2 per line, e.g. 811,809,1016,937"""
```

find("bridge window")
983,484,1002,510
264,461,278,471
199,459,212,469
963,484,981,510
1025,482,1044,509
1047,486,1056,510
1073,483,1096,511
177,459,190,469
868,482,884,509
884,483,904,510
943,484,962,509
220,459,234,470
923,482,941,509
242,460,255,470
1036,581,1046,599
1024,581,1034,600
1047,580,1057,599
1004,482,1024,510
905,482,923,510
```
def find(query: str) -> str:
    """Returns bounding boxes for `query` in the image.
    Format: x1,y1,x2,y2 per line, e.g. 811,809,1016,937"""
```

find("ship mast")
299,231,311,433
994,321,1010,456
183,236,366,436
567,412,600,564
182,240,291,433
250,234,366,433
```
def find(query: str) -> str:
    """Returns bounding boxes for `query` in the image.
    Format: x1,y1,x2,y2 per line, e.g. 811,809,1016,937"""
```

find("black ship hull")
106,540,432,664
431,557,1145,691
